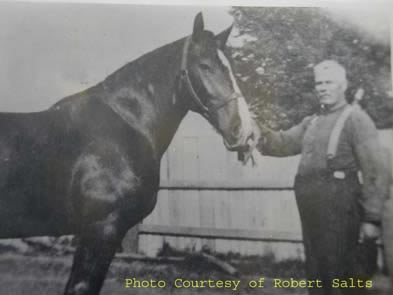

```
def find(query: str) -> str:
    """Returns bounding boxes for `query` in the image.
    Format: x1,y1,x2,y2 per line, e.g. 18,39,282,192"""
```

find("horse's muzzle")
224,128,258,153
224,121,260,165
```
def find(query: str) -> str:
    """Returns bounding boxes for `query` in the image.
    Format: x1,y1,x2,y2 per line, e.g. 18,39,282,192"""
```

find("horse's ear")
216,25,233,50
192,12,204,42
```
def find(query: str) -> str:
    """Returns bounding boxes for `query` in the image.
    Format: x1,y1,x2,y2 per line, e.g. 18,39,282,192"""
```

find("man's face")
314,70,347,106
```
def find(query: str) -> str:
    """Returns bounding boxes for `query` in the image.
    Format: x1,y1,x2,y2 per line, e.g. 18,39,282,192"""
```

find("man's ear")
341,80,348,92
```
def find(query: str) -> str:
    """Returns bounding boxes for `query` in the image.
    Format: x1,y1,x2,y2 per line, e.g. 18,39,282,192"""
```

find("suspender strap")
327,105,354,159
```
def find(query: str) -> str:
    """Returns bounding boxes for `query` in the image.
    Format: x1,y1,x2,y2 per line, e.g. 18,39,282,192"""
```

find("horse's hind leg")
64,212,129,295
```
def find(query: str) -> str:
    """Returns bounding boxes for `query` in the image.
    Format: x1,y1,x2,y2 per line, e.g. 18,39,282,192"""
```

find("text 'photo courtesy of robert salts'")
0,0,392,294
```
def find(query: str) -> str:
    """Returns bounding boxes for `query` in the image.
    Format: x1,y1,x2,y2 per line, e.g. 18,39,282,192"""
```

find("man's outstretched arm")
256,116,314,157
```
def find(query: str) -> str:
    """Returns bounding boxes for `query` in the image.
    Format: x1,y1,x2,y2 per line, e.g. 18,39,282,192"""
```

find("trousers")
383,186,393,277
294,171,377,295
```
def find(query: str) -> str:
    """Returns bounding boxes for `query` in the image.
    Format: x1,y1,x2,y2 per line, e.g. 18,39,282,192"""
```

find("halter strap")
179,36,239,120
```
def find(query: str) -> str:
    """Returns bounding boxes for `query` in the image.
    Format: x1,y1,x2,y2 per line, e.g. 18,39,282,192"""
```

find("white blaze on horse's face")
217,50,252,134
215,49,253,150
187,13,255,152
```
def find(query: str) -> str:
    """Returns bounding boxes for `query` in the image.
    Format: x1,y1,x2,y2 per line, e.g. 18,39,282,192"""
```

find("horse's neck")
102,38,189,159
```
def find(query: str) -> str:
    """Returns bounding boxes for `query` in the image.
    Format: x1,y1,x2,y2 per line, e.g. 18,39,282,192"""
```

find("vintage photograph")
0,1,392,294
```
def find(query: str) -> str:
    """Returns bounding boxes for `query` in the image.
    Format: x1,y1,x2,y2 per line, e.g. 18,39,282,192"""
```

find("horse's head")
178,13,258,155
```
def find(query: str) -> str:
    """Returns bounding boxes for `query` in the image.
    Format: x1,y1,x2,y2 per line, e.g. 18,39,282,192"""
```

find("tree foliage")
228,7,392,129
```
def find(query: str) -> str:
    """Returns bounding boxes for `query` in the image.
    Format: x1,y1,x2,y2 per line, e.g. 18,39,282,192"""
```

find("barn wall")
136,113,303,261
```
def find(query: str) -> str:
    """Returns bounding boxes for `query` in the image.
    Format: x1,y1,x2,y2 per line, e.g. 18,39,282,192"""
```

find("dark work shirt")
257,103,388,223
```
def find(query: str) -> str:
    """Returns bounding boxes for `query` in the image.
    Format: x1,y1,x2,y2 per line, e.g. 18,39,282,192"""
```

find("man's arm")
256,116,314,157
350,109,389,239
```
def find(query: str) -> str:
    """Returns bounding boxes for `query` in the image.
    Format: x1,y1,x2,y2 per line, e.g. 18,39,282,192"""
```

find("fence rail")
139,224,302,243
159,184,293,191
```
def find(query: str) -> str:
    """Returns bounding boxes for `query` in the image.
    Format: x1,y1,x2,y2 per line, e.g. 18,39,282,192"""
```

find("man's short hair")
314,60,347,89
314,60,347,82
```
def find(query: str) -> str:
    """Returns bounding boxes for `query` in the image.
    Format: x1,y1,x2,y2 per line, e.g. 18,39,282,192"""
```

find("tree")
229,7,392,129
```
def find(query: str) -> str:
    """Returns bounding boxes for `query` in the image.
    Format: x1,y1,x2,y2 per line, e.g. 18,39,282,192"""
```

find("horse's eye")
199,63,212,72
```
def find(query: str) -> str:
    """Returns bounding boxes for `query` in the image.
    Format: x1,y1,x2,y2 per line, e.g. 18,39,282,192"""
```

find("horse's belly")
0,190,74,239
0,152,73,239
0,214,72,239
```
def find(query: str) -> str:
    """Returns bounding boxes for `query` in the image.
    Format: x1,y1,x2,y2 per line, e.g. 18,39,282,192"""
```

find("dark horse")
0,13,257,295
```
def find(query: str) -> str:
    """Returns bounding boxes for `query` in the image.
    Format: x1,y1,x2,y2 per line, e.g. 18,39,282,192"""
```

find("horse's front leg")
64,186,158,295
64,188,159,295
64,145,159,295
64,212,129,295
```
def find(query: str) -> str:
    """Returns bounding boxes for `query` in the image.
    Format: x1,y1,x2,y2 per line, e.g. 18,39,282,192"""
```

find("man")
257,60,387,294
382,130,393,291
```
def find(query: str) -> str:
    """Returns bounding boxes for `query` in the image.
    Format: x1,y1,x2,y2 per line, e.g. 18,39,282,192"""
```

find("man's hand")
358,222,381,244
237,118,261,166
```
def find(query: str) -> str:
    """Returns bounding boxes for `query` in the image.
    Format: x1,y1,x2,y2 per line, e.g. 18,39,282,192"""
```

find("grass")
0,241,391,295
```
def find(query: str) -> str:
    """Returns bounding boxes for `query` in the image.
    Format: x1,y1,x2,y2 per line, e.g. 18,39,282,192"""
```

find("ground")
0,241,391,295
0,253,304,295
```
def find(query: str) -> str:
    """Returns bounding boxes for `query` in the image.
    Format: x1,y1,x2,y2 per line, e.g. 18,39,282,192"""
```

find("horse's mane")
104,37,186,88
51,36,186,110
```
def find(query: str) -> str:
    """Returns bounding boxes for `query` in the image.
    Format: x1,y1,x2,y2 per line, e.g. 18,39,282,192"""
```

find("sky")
326,3,391,45
0,3,235,111
0,1,391,112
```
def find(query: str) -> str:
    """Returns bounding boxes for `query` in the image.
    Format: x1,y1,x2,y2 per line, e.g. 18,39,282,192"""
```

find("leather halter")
179,36,239,120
